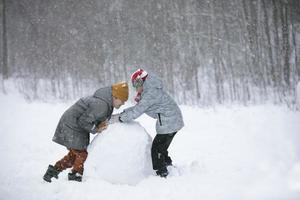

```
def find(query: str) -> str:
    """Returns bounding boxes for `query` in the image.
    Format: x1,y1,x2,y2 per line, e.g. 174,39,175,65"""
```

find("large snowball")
84,122,153,185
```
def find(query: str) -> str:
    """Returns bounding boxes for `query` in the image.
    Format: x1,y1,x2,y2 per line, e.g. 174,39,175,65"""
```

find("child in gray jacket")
113,69,184,177
43,82,128,182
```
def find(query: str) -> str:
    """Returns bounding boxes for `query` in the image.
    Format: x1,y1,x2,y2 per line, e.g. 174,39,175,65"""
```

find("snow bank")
297,81,300,108
288,162,300,191
85,122,153,185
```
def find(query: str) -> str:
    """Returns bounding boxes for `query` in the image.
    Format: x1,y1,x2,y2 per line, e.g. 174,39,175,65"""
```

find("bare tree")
1,0,8,79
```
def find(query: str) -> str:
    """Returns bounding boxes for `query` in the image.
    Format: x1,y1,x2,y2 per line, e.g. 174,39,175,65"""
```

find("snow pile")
85,122,153,185
297,81,300,108
288,163,300,191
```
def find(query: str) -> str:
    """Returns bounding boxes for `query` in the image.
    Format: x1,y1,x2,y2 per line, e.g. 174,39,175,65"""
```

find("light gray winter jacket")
119,74,184,134
52,87,114,150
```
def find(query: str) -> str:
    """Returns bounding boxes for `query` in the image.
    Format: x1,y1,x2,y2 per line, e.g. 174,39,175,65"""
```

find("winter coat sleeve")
77,100,109,134
120,89,159,122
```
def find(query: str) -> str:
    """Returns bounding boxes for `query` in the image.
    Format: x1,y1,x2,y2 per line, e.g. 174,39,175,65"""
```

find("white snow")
85,122,153,185
1,92,300,200
297,81,300,108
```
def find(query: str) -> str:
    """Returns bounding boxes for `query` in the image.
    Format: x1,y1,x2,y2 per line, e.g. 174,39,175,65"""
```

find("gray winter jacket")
120,74,184,134
52,87,114,150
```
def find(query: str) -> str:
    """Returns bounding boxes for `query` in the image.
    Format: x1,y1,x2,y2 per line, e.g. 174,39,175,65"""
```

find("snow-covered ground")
1,92,300,200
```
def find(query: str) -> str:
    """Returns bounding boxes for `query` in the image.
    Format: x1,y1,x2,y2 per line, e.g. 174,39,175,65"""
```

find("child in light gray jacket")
112,69,184,177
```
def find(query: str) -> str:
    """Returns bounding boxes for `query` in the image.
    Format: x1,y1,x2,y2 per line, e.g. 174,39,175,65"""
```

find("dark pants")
151,132,177,170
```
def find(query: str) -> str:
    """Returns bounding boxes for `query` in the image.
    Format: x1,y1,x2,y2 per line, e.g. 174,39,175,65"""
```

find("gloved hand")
134,92,142,103
109,114,122,124
96,120,108,133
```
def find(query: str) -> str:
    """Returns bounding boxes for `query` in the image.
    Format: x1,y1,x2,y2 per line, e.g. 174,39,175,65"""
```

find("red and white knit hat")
131,69,148,88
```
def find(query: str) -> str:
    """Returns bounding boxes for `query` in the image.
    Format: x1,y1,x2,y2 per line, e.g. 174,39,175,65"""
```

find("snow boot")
156,167,169,178
43,165,61,182
68,172,82,182
165,156,173,167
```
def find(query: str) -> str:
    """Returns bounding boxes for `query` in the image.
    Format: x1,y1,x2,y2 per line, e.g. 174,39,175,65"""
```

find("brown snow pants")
54,149,88,175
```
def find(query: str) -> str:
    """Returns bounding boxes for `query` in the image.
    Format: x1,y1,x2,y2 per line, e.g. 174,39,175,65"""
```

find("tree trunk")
262,0,275,87
2,0,8,79
281,2,290,88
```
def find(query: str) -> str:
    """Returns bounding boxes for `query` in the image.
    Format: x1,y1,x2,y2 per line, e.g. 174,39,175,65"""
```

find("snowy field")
1,92,300,200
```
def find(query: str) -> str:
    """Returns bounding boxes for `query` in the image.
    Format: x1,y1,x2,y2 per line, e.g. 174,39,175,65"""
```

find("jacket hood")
93,86,113,107
143,74,163,91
